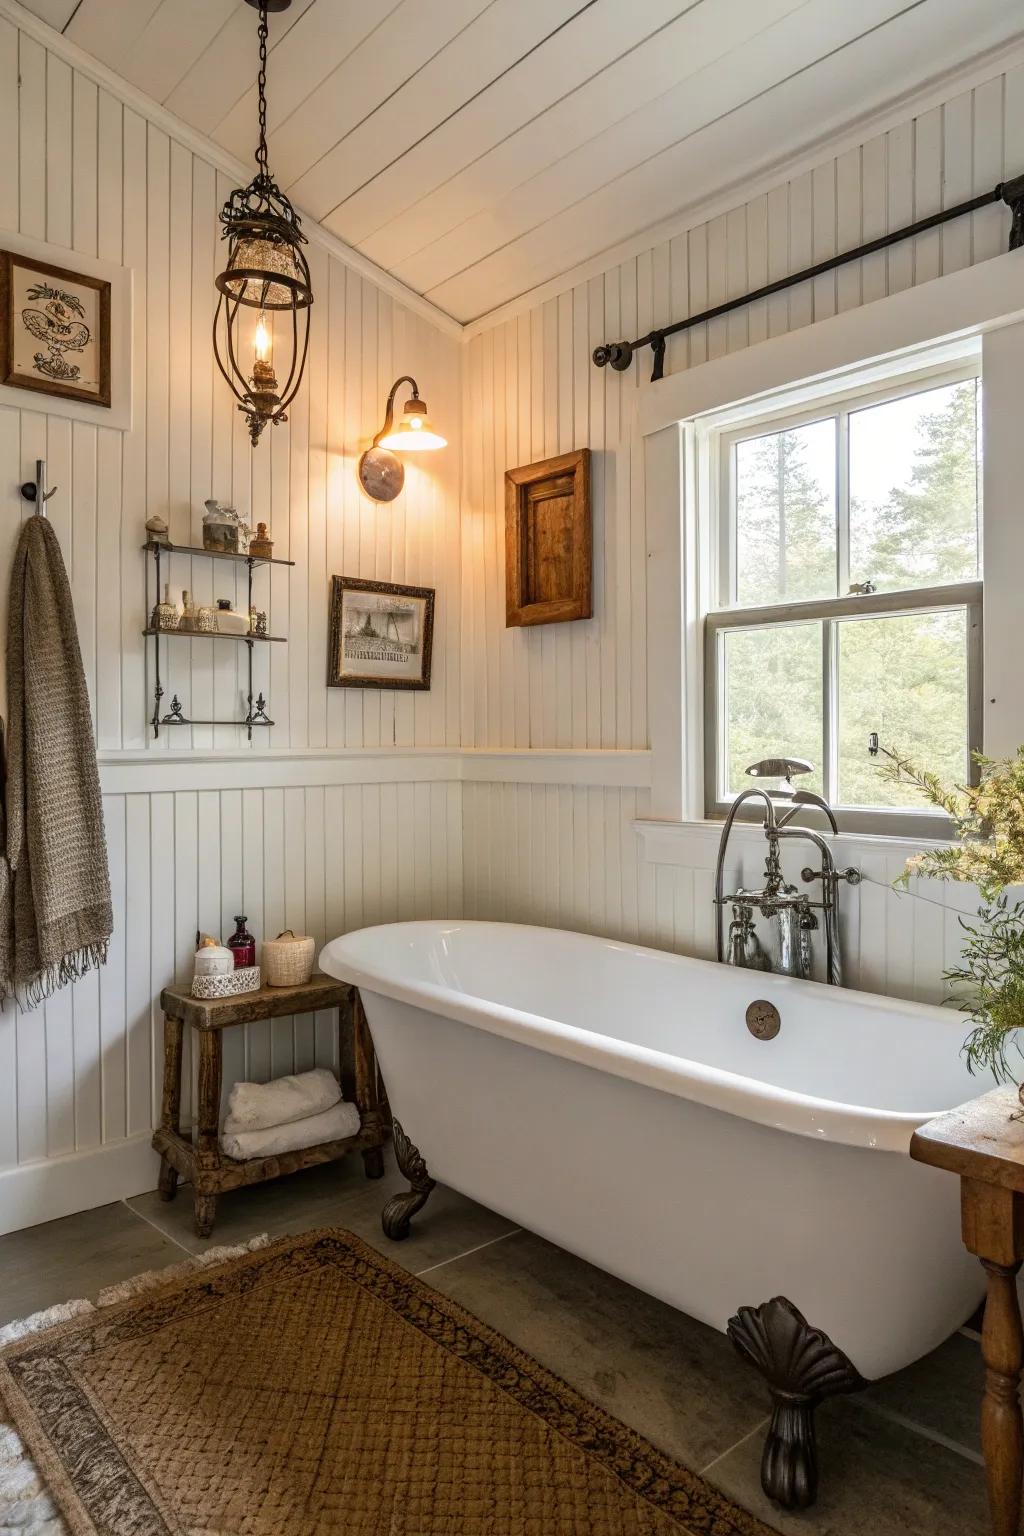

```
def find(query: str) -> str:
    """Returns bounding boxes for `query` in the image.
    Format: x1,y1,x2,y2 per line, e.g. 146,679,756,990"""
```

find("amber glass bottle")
227,915,256,969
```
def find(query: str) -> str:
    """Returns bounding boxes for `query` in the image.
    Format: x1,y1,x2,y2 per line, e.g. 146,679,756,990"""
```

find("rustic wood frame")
327,575,435,690
153,976,389,1237
0,250,112,408
505,448,591,627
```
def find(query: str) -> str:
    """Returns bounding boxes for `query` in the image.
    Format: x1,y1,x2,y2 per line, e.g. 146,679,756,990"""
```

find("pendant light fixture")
358,376,448,502
213,0,312,447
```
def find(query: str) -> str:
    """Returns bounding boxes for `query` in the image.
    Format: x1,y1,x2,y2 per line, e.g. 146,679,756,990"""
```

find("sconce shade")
377,388,446,451
358,374,447,501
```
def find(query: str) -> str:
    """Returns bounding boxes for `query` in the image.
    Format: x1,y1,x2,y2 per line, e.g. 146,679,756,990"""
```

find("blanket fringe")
9,942,110,1013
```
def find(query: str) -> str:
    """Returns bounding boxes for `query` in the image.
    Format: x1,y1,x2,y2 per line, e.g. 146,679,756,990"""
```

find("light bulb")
254,314,272,364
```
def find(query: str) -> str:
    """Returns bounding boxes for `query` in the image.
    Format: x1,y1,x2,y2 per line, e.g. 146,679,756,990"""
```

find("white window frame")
704,359,983,837
634,250,1024,840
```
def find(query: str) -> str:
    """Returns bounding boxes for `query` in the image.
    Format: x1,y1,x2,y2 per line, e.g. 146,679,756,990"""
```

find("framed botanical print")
0,251,111,407
328,577,435,690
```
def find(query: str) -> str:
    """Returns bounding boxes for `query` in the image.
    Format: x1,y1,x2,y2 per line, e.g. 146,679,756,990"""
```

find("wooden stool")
153,975,387,1238
911,1087,1024,1536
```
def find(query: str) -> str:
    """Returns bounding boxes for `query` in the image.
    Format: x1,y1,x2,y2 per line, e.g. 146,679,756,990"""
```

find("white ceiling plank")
65,0,162,68
331,0,698,249
116,0,240,104
376,0,870,290
163,0,317,138
266,0,493,190
428,0,1024,320
212,0,402,163
350,0,810,273
287,0,589,222
17,0,79,29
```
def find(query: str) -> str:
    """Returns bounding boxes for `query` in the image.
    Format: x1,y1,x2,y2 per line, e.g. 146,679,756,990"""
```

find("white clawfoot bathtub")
320,920,983,1382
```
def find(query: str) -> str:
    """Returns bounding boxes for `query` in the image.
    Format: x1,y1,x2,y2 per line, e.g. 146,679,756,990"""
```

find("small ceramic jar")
249,521,273,559
215,598,250,636
195,605,217,633
194,939,234,978
152,582,179,631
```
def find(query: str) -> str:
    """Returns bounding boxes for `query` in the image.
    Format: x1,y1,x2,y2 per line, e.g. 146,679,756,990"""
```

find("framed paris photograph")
328,577,435,690
0,250,111,407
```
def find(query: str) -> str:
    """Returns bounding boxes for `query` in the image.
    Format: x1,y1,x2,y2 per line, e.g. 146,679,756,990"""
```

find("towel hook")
20,459,57,516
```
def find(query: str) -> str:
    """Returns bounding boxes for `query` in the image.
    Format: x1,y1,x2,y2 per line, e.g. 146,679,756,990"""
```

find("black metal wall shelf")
142,538,295,569
142,628,286,644
144,538,289,740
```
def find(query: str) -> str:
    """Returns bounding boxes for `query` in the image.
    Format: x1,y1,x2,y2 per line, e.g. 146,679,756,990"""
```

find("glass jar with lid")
202,500,240,553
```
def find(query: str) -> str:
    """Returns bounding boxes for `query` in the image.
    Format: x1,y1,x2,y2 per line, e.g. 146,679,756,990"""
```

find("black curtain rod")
593,173,1024,382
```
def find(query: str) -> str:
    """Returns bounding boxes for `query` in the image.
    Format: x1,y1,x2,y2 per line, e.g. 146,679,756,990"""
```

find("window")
705,363,982,833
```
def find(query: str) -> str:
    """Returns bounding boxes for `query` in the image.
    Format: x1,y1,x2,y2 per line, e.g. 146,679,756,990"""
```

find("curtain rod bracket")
591,339,633,371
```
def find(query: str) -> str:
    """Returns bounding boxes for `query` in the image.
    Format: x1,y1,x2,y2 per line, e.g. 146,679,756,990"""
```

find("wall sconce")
358,375,447,502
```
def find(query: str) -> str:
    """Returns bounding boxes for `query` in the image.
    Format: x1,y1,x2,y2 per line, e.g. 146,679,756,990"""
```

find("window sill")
633,816,955,871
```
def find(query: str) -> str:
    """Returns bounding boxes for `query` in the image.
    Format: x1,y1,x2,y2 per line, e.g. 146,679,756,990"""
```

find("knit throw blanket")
0,516,111,1006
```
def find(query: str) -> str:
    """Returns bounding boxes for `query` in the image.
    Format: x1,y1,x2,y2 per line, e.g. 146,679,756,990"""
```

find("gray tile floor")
0,1153,990,1536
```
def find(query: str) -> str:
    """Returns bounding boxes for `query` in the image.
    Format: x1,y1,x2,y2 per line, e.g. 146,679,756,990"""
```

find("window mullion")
836,407,850,596
822,618,837,804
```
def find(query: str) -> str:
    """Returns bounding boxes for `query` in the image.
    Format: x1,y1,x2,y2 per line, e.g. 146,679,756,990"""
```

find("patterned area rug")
0,1228,776,1536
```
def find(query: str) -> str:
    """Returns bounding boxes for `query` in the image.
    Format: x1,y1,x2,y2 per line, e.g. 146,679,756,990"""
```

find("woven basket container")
262,930,316,987
191,965,261,1000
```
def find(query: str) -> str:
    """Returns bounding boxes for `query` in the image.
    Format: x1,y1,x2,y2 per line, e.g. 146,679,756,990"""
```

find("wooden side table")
153,975,388,1238
911,1087,1024,1536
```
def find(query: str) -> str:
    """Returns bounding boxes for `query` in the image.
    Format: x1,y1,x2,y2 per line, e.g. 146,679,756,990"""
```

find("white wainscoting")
463,783,979,1008
0,767,464,1236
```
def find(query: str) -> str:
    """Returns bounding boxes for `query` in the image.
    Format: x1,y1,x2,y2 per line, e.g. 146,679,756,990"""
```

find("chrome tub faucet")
714,758,860,986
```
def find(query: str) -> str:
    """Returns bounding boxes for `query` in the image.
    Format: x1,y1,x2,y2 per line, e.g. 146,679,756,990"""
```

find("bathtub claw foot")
727,1295,865,1510
382,1120,435,1241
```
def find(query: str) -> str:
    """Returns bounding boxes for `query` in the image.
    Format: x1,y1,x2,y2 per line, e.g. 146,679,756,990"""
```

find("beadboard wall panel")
461,63,1024,752
462,784,978,1009
458,66,1023,1003
0,17,462,1225
0,17,461,753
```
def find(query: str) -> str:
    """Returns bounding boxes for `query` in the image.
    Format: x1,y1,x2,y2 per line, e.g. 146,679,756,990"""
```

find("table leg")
980,1257,1024,1536
194,1030,223,1239
353,990,387,1173
158,1015,183,1201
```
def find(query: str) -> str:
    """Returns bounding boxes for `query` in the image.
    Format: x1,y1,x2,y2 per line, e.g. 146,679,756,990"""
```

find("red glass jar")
227,915,256,969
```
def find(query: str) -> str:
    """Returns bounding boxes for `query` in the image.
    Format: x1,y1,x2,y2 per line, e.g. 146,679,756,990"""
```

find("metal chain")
255,1,269,178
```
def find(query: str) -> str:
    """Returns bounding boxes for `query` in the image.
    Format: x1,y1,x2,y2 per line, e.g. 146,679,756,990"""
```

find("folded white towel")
220,1099,361,1161
223,1067,341,1136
